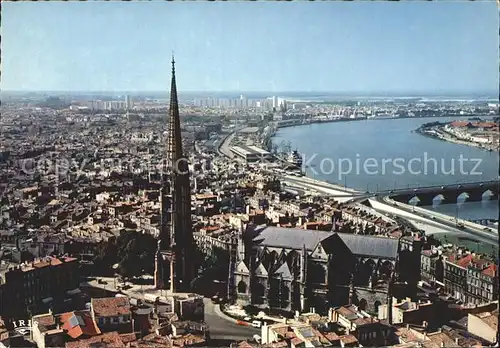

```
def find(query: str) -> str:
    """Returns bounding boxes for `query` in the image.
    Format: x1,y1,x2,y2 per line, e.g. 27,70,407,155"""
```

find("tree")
190,244,230,295
93,241,118,275
92,231,157,278
118,253,142,279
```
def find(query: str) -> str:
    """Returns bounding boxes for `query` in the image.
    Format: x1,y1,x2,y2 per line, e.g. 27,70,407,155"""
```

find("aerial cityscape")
0,2,499,348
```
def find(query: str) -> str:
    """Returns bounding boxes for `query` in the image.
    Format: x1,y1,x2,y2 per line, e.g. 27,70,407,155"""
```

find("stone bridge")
388,180,498,206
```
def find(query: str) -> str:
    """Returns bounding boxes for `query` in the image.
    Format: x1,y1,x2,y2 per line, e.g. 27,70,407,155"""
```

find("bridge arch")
482,189,495,200
409,196,421,206
432,194,445,206
456,192,469,203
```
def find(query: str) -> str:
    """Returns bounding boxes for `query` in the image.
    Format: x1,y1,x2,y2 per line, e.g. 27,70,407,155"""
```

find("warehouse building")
230,145,273,163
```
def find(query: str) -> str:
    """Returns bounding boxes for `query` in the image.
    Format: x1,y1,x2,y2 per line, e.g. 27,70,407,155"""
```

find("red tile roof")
238,341,254,348
340,334,359,344
91,297,131,317
120,333,138,344
450,121,471,128
31,256,77,270
291,337,305,346
337,306,356,317
171,333,205,347
353,317,373,326
454,254,473,268
65,331,127,348
132,333,171,347
474,122,496,128
58,310,101,339
33,314,56,328
324,332,340,342
482,264,497,277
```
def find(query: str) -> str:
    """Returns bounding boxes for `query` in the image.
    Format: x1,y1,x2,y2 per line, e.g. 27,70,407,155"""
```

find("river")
273,117,499,223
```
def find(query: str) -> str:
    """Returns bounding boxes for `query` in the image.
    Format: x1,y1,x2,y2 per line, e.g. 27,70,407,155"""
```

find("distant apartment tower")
272,96,278,109
125,95,132,109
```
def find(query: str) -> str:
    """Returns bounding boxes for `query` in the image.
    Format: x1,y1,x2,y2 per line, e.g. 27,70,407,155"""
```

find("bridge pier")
466,190,486,203
441,192,457,204
415,192,438,206
393,194,413,205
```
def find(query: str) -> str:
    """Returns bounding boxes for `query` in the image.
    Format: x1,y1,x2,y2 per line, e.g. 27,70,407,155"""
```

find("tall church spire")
155,55,194,293
167,54,183,171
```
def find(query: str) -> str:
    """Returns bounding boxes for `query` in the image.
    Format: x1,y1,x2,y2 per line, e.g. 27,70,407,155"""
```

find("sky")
2,2,498,94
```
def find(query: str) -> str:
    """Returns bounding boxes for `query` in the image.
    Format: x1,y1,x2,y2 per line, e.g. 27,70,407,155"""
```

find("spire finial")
171,51,175,72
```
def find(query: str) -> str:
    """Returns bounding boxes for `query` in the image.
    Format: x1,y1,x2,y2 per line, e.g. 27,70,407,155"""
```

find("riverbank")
264,117,368,151
275,116,367,130
415,126,497,152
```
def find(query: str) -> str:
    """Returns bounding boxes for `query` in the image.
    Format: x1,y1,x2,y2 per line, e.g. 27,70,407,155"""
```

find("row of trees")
92,231,227,288
93,231,157,279
191,247,230,296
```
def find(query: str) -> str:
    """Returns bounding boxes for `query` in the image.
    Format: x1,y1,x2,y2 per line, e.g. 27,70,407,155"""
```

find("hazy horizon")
1,90,497,98
2,2,498,93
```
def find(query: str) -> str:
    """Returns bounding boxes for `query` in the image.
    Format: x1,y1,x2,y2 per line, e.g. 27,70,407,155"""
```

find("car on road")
252,320,262,328
211,295,221,304
97,279,108,285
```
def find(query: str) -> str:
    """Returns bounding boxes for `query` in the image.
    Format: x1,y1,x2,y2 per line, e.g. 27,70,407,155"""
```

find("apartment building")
0,256,79,318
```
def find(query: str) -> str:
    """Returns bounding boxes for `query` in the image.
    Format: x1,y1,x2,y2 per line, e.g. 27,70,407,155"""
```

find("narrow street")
203,298,259,342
